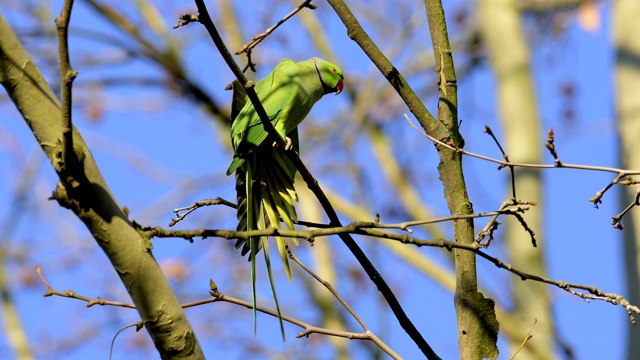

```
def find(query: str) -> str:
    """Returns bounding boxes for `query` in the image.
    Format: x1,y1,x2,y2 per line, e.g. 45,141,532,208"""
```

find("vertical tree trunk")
478,0,553,359
0,14,204,359
614,1,640,359
424,1,499,358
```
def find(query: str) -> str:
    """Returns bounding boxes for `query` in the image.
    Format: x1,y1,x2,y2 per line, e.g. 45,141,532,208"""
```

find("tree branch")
236,0,318,65
287,247,401,359
407,116,640,220
55,0,78,176
146,222,640,324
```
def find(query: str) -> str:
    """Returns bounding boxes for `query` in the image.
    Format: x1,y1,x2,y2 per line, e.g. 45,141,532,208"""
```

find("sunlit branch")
476,199,537,248
37,263,402,346
207,283,397,345
147,207,534,246
235,0,318,72
55,0,78,175
484,125,517,198
170,197,237,226
236,0,316,55
406,114,640,175
473,250,640,325
510,319,537,360
35,265,136,309
406,114,640,218
146,220,640,324
611,189,640,230
286,247,401,359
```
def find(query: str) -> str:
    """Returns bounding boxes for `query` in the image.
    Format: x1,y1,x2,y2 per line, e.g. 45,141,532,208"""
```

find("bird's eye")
332,68,337,73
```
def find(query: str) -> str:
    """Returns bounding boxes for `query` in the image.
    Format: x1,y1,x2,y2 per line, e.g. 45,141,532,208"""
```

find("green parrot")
227,58,343,339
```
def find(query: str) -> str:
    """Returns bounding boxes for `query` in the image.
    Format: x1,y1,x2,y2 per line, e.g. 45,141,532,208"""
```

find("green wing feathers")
226,58,343,339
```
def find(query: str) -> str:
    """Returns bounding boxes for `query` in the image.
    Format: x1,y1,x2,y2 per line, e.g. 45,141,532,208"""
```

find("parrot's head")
312,58,344,95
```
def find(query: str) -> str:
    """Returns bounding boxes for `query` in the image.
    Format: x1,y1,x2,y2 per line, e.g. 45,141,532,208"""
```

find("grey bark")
0,13,204,359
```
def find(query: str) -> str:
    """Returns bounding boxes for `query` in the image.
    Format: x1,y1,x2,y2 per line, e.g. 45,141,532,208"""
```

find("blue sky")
0,1,631,359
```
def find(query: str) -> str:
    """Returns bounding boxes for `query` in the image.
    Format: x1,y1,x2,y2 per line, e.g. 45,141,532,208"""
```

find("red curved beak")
336,79,344,95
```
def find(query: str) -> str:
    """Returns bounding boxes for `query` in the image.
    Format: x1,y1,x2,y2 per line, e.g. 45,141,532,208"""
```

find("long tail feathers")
246,163,258,335
261,185,293,283
260,177,289,341
260,231,286,341
238,149,298,340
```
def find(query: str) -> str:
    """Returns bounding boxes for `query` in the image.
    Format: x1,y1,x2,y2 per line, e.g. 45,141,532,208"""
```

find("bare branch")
148,209,534,248
207,283,401,347
236,1,317,55
545,128,563,166
148,220,640,323
473,250,640,324
477,199,537,248
484,125,517,198
35,265,136,309
170,197,237,226
287,247,401,360
406,115,640,175
611,189,640,230
510,319,537,360
406,115,640,209
55,0,79,176
38,261,409,345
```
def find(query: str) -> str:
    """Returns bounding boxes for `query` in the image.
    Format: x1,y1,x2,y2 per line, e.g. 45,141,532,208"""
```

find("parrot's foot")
284,136,293,150
273,137,293,151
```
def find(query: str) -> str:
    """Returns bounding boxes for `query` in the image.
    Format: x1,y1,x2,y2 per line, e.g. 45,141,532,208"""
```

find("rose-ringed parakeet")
227,58,343,338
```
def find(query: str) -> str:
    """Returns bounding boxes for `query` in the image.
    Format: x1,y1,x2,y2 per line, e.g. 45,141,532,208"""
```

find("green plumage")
227,58,343,339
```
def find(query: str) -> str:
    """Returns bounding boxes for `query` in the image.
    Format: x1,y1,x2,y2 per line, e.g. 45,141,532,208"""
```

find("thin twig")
170,198,334,229
484,125,517,198
387,207,532,234
472,249,640,325
148,210,531,248
55,0,79,175
288,247,366,329
477,199,537,248
406,115,640,206
110,323,141,360
37,262,395,343
148,223,640,323
35,265,136,309
591,172,625,209
208,284,397,342
611,189,640,230
545,128,563,166
287,247,401,359
170,197,237,226
236,1,317,55
510,318,537,360
406,115,640,174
